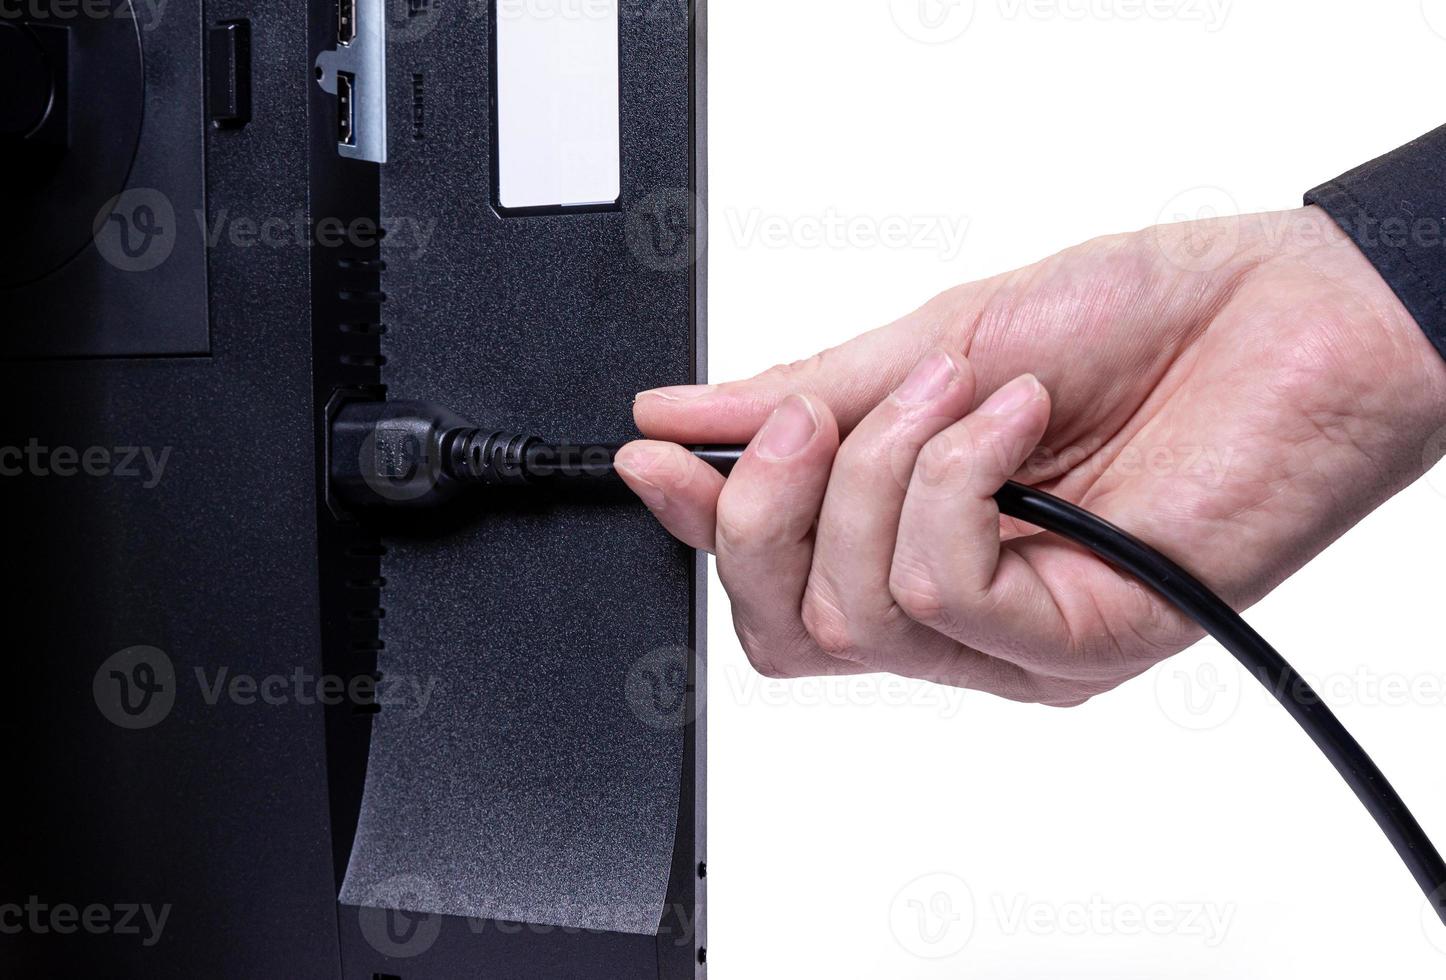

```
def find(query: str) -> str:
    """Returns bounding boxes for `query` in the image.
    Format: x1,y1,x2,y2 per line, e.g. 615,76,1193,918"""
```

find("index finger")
632,286,989,443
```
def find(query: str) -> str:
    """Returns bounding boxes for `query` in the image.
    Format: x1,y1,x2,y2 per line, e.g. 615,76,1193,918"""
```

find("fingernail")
637,384,718,402
979,374,1043,417
893,350,958,405
757,395,819,460
616,451,669,510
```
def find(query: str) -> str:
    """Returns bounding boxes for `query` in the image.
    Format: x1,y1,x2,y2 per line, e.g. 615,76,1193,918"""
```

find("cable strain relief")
445,429,539,487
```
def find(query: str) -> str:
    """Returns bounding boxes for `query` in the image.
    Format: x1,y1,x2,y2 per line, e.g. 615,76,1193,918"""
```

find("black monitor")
2,2,706,976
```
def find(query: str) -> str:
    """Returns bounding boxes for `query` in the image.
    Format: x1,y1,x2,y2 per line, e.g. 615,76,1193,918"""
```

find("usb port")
337,72,356,146
338,0,357,46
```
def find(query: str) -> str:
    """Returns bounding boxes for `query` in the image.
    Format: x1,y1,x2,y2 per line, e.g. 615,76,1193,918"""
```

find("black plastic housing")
1,0,706,977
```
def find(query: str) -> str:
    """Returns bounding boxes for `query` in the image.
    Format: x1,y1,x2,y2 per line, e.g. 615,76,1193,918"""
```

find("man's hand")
615,207,1446,706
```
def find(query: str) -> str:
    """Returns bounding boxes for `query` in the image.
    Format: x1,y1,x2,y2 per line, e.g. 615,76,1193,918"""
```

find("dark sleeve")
1305,125,1446,362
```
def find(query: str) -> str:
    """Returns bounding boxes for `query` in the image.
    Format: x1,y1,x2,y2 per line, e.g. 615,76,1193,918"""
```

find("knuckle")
889,558,947,625
732,616,794,680
714,498,773,557
762,346,838,387
800,582,859,661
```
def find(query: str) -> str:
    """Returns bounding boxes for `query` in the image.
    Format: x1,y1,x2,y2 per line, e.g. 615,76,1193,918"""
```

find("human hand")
616,207,1446,705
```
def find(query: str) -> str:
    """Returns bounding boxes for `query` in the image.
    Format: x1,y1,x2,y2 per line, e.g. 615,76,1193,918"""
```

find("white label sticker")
495,0,621,210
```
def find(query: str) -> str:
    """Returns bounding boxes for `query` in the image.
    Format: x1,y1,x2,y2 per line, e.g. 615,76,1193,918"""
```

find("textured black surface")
1,0,703,974
338,0,703,948
1,2,345,975
2,0,211,356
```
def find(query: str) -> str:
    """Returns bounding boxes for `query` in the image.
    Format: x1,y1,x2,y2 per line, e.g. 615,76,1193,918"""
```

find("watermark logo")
93,646,177,731
995,0,1231,31
890,0,977,44
93,188,176,273
722,665,972,718
1155,657,1242,731
357,874,445,958
0,0,169,31
193,667,439,717
0,441,172,488
0,897,171,948
724,208,971,260
891,0,1231,43
627,188,701,272
358,420,438,505
1154,185,1242,274
498,0,616,21
94,645,436,728
992,893,1235,945
94,188,436,272
625,645,696,729
889,872,976,958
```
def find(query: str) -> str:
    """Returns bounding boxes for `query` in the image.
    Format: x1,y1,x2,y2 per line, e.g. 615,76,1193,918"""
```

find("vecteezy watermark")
889,872,976,958
0,440,172,488
993,0,1231,30
1154,655,1243,731
357,874,445,959
1158,654,1446,733
890,0,977,44
888,427,1238,504
355,895,700,954
991,893,1236,945
889,873,1236,956
92,190,437,273
93,646,178,730
1154,185,1244,274
721,665,973,719
625,645,697,730
455,900,699,945
891,0,1230,43
193,666,439,716
1262,666,1446,711
0,0,168,31
93,646,441,729
496,0,615,21
0,897,172,948
627,187,702,273
93,188,178,273
1156,192,1446,275
201,210,436,257
724,208,971,261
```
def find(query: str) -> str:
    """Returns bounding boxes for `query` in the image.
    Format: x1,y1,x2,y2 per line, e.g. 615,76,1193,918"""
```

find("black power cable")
329,400,1446,926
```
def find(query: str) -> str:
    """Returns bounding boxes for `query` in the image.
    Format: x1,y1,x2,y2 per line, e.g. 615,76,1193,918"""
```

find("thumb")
633,299,970,444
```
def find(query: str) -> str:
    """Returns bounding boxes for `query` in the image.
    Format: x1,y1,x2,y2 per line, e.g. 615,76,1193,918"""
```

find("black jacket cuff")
1305,125,1446,363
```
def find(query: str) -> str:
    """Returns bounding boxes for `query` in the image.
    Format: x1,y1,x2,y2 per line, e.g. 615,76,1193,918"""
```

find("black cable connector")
330,399,738,507
330,398,1446,926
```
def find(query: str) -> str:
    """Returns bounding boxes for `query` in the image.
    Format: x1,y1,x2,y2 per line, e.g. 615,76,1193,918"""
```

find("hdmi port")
338,0,357,46
337,72,356,146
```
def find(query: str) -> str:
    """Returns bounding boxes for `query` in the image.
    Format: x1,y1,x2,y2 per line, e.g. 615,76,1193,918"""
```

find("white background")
705,1,1446,976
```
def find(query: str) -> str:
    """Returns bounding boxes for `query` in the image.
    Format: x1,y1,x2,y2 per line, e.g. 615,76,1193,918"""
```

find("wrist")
1264,206,1446,475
